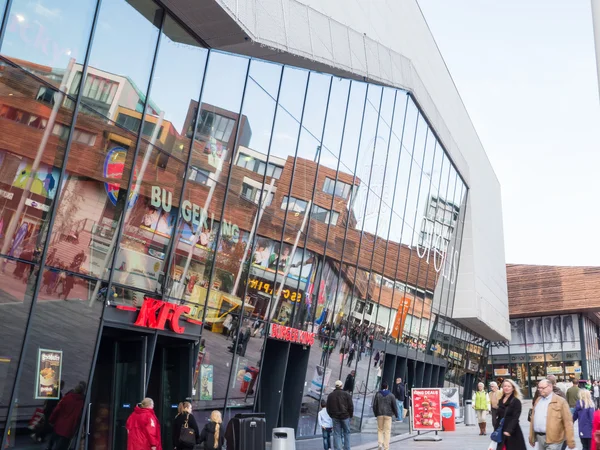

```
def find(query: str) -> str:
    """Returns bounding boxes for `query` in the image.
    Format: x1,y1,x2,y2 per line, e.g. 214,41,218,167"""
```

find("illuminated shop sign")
103,147,138,208
416,216,459,284
269,323,315,346
150,185,240,243
133,297,191,334
248,278,302,302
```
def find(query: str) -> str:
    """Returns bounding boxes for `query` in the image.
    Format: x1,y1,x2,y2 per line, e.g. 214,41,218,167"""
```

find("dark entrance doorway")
86,327,194,450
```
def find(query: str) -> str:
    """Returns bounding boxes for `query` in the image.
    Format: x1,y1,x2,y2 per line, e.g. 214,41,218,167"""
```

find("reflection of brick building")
0,58,443,324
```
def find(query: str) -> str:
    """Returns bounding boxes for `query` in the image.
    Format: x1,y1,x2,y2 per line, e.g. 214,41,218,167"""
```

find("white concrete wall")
169,0,510,340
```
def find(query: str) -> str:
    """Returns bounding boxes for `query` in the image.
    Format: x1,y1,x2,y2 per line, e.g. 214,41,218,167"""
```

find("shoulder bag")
179,414,196,446
490,418,505,443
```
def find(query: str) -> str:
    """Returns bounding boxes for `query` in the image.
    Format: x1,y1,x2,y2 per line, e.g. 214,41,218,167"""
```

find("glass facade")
486,315,584,398
0,0,484,447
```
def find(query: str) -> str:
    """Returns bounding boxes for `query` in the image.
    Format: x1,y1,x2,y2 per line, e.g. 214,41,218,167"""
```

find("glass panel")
1,0,96,87
0,62,73,263
223,59,281,413
0,256,36,439
147,15,207,162
165,52,249,302
7,272,105,449
78,0,162,119
46,101,136,279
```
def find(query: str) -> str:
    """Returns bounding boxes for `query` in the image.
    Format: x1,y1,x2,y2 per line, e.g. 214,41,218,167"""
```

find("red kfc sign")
134,297,191,334
269,323,315,346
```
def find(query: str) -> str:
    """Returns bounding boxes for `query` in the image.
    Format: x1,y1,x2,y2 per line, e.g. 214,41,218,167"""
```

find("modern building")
486,264,600,398
0,0,509,448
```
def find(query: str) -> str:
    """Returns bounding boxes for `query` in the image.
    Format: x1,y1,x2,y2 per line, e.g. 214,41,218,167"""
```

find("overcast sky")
418,0,600,266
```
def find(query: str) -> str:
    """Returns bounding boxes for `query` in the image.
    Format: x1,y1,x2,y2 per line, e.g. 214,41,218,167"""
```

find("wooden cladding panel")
507,264,600,316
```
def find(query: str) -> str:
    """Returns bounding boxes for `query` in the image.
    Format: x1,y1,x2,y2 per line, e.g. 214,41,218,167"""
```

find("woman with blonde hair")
573,388,595,450
197,410,224,450
172,402,200,449
126,398,162,450
496,379,526,450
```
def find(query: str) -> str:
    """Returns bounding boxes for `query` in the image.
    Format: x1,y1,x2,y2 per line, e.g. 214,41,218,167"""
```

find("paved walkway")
289,399,586,450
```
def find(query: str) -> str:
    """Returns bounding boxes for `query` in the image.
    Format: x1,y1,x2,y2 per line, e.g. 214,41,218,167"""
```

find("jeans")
332,418,351,450
396,400,404,421
321,427,332,450
377,416,392,450
536,434,564,450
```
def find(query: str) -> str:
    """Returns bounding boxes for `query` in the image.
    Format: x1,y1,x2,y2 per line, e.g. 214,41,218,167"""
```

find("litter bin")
272,427,296,450
441,404,456,431
464,400,476,426
225,413,266,450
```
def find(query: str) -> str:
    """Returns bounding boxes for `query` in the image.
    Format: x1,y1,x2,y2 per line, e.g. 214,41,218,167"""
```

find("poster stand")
413,430,442,442
411,388,443,442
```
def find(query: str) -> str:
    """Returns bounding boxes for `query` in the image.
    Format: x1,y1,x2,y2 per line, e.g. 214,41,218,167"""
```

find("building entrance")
86,327,194,450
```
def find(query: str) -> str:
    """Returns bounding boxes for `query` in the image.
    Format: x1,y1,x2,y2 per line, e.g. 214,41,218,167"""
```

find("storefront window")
7,272,105,449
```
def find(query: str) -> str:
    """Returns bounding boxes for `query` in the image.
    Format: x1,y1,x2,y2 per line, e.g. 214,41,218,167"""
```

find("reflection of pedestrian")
562,315,575,342
552,316,561,341
372,381,398,450
343,371,355,393
32,381,65,443
47,382,86,450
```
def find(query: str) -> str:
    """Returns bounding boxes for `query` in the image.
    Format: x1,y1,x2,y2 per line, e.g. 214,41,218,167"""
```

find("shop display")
35,349,63,399
412,388,442,431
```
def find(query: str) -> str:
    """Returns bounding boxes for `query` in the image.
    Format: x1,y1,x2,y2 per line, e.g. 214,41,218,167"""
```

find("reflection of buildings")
0,0,509,443
487,264,600,398
419,195,459,252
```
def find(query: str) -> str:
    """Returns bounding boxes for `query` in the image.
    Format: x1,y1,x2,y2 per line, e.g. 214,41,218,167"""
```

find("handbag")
179,414,196,446
527,408,533,422
490,418,505,443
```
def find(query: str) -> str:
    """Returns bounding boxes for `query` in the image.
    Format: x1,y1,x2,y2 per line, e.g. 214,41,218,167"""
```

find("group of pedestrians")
320,376,405,450
477,375,600,450
125,399,224,450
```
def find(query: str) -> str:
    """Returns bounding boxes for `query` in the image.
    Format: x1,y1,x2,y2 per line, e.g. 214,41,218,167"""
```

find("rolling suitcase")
225,412,266,450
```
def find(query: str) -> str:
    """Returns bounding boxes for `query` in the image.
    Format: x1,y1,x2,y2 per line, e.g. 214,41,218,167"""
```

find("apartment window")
311,204,339,225
0,105,47,129
196,110,235,142
189,167,211,186
71,71,119,105
36,87,56,106
355,301,365,314
52,124,96,146
237,153,283,179
242,183,273,206
323,177,352,199
281,196,308,213
366,302,374,315
116,113,163,139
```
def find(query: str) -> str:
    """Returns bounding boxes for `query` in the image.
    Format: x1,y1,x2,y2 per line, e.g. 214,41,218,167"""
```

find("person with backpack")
172,402,200,450
197,410,224,450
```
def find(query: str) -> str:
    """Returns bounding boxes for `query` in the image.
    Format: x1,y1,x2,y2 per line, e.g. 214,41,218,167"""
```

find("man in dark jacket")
343,370,355,393
393,378,405,422
327,380,353,450
372,382,398,450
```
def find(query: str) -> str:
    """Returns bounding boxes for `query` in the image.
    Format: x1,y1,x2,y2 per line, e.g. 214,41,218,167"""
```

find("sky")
418,0,600,266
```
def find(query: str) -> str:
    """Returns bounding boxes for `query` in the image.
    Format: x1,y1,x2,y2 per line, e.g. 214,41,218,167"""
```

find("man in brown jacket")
529,379,575,449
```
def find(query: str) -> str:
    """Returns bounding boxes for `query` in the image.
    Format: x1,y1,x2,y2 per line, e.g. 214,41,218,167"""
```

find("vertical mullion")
0,0,15,49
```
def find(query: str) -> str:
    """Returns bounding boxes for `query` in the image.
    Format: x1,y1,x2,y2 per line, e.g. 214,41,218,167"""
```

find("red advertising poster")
412,388,442,431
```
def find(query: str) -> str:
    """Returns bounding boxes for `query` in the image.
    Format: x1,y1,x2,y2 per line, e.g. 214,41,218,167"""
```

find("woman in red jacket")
592,407,600,450
126,398,162,450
